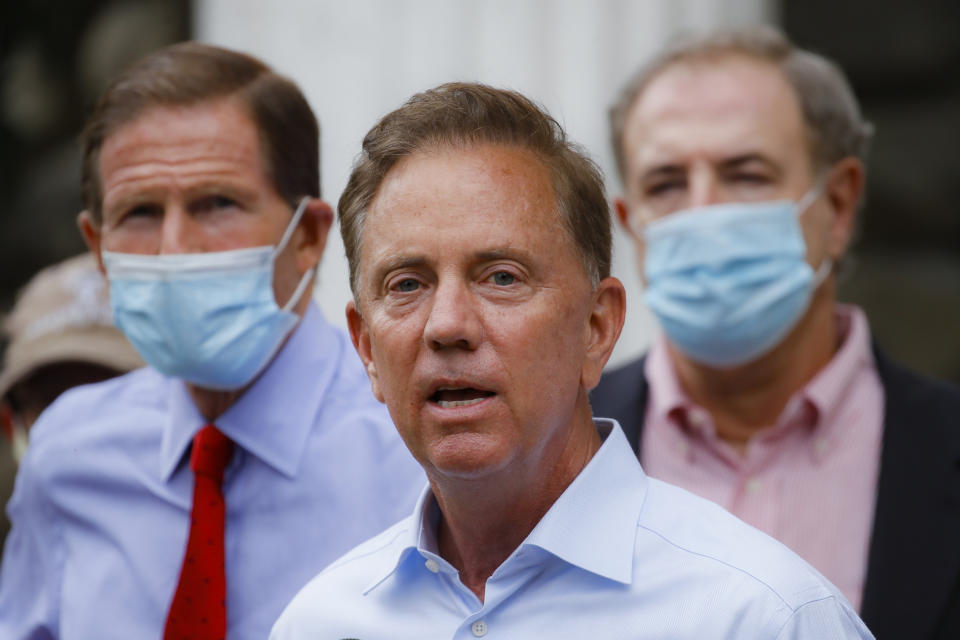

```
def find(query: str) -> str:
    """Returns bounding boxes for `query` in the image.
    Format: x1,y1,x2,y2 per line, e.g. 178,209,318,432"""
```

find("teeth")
437,397,486,408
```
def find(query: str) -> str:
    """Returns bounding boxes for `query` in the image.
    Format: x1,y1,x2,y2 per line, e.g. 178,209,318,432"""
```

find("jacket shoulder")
591,357,647,409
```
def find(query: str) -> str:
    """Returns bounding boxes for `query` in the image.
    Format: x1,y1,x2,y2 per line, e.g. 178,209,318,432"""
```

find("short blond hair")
339,82,611,295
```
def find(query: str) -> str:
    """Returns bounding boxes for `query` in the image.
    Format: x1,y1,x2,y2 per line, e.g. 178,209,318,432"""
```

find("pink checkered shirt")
641,305,884,611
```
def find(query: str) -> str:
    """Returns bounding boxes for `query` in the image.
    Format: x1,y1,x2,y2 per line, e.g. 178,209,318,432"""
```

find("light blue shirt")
0,302,425,639
272,419,874,640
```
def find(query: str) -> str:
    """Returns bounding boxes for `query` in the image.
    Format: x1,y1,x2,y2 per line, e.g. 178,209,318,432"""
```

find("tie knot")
190,424,234,482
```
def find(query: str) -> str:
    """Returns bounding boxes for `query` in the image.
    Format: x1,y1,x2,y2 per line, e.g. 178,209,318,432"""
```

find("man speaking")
0,42,422,639
272,82,873,639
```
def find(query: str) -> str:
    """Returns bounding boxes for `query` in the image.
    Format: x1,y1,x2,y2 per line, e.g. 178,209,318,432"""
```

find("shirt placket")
441,551,542,639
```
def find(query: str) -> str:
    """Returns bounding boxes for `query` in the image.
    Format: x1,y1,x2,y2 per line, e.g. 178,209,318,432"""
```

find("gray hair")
609,25,873,182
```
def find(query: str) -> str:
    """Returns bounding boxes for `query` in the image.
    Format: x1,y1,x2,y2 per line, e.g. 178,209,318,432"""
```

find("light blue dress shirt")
0,303,426,639
272,419,874,640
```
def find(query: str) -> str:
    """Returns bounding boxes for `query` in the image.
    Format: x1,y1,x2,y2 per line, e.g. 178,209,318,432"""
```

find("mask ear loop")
796,176,826,217
273,196,316,313
796,176,834,288
273,196,311,258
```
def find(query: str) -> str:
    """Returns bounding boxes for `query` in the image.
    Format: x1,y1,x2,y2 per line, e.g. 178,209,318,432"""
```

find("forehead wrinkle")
99,99,268,200
625,60,807,181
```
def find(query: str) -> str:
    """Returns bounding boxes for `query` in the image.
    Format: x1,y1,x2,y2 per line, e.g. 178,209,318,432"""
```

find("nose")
158,206,201,255
423,278,482,351
688,165,722,209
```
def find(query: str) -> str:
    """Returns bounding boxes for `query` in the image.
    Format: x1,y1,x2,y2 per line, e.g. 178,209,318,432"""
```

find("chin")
423,432,516,481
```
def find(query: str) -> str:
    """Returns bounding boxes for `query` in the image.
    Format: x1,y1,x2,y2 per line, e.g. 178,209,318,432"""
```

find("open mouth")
429,387,496,409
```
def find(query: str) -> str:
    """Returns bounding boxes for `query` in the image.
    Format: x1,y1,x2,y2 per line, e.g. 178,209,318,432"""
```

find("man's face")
348,143,602,482
617,55,834,274
80,98,327,313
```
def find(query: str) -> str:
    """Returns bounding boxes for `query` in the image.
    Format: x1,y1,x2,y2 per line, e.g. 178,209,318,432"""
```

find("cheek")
798,203,832,265
272,245,302,287
634,237,648,283
493,302,586,386
367,321,419,403
100,227,159,254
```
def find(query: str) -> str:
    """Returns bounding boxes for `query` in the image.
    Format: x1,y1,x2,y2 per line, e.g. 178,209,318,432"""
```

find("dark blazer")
590,347,960,639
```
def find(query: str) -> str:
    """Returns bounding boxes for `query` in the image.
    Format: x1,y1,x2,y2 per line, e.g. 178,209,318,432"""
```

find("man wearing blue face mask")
592,26,960,639
0,42,424,640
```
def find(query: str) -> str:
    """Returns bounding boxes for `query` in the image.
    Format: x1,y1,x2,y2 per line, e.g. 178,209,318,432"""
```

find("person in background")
592,26,960,639
0,42,423,639
0,252,143,548
271,81,872,639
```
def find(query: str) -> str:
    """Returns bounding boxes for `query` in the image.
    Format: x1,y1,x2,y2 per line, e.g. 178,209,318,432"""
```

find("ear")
614,197,649,284
613,197,635,235
823,157,864,259
580,277,627,391
77,210,106,275
346,299,384,403
294,198,334,273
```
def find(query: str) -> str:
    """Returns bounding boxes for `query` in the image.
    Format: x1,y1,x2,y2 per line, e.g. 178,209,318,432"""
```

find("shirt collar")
801,304,875,445
365,419,648,592
645,334,694,426
159,302,341,481
646,305,875,456
520,419,646,584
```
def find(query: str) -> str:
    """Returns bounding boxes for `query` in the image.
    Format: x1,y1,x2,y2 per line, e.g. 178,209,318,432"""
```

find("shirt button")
472,620,488,637
424,558,440,573
746,477,762,495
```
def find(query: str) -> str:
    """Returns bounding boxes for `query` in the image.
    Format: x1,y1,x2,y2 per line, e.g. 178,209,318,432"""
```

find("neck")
433,399,601,602
671,286,838,449
187,386,245,422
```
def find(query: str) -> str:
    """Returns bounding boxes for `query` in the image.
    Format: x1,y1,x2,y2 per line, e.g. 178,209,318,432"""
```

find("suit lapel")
860,347,960,638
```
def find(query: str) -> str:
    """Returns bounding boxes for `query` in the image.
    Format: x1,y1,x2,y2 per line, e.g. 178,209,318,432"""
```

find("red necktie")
164,424,234,640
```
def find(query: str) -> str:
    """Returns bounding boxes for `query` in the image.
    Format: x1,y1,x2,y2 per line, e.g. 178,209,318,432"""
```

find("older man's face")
348,143,600,482
618,54,834,273
80,98,324,314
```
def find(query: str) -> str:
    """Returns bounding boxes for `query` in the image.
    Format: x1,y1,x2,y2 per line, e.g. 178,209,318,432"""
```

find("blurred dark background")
0,0,957,382
784,0,960,382
0,0,190,308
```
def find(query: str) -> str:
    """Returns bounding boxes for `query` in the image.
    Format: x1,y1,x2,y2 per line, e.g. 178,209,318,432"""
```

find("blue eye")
396,278,420,292
491,272,516,286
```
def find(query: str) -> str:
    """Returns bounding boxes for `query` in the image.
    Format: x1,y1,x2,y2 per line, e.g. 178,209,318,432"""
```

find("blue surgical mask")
641,188,831,369
102,197,313,390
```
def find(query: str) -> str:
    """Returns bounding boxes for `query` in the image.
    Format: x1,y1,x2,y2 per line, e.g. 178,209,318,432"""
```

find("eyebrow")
473,248,534,264
638,152,780,182
102,178,260,212
100,190,161,222
370,254,428,286
719,153,779,172
369,248,535,282
638,164,684,184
